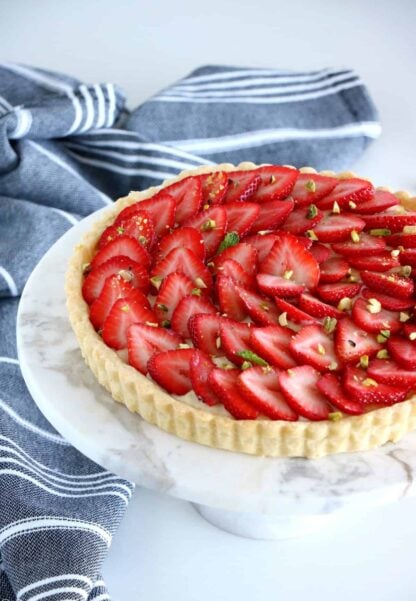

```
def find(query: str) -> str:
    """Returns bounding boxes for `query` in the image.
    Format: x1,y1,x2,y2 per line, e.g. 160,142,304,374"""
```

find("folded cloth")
0,62,380,600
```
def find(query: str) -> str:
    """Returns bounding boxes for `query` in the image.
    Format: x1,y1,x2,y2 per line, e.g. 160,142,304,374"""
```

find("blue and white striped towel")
0,62,380,600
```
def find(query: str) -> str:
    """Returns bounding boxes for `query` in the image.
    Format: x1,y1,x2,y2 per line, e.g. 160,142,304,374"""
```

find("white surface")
3,0,416,598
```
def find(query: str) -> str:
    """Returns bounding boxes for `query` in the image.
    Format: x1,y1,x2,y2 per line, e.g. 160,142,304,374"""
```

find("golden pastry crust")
65,163,416,458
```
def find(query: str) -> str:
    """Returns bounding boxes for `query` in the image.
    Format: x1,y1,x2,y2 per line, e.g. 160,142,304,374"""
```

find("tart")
66,162,416,458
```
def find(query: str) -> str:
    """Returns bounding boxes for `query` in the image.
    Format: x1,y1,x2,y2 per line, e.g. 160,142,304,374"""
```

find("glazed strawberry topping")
83,166,416,422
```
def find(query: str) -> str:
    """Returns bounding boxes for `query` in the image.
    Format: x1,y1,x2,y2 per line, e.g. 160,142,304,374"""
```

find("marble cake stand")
17,208,416,540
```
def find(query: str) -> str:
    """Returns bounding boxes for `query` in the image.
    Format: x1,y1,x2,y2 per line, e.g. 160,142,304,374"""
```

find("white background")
1,1,416,599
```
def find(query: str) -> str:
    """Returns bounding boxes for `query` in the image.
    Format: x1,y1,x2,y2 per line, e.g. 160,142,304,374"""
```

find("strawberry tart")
66,162,416,458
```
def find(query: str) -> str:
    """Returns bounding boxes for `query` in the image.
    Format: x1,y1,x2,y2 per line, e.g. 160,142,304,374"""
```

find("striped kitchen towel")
0,62,380,600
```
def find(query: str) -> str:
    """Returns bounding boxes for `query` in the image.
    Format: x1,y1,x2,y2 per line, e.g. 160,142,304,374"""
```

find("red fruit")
216,259,255,288
313,213,366,243
279,365,330,420
127,323,182,374
89,275,150,330
251,166,298,203
343,365,409,404
334,317,381,363
189,313,223,356
184,205,227,257
190,351,221,406
317,374,364,415
199,171,229,205
171,295,216,338
387,336,416,370
219,320,252,367
361,288,414,311
82,256,149,304
249,198,294,234
355,189,399,214
290,324,339,371
332,232,386,257
236,285,281,326
360,270,414,299
156,227,205,262
115,192,176,237
317,282,361,305
298,293,343,319
348,252,400,272
367,359,416,387
100,210,155,250
274,298,319,326
385,233,416,249
351,298,400,334
404,323,416,339
319,257,350,284
102,297,156,350
291,173,338,206
399,248,416,267
147,348,195,395
309,243,332,263
164,176,202,224
250,325,296,369
214,242,258,276
90,235,150,271
243,234,280,263
223,202,260,236
362,211,416,233
151,247,212,291
259,233,320,292
238,366,298,420
216,275,247,321
256,273,304,298
281,204,323,235
153,272,195,325
223,171,262,203
208,368,259,419
316,177,374,210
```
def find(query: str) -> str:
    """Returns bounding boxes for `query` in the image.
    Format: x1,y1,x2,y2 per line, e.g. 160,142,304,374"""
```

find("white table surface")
2,0,416,599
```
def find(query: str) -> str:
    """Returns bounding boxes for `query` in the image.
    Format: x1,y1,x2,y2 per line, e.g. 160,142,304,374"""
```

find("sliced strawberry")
82,256,149,304
316,177,374,210
279,365,330,420
399,248,416,267
348,252,400,272
317,373,364,415
189,351,221,406
223,202,260,236
290,324,339,371
354,189,399,214
332,232,386,257
136,192,176,237
334,317,381,363
319,257,350,284
216,275,247,321
309,243,332,263
90,235,150,271
214,242,258,276
151,247,212,291
100,210,155,250
184,205,227,257
251,166,298,203
291,173,338,206
102,297,156,350
171,295,216,338
219,320,252,366
313,213,366,243
274,298,319,326
127,323,182,374
153,272,195,325
155,227,205,262
208,368,259,419
387,336,416,370
343,365,409,404
199,171,229,205
216,259,255,288
256,273,304,297
89,275,150,330
360,270,414,299
249,325,296,369
259,233,320,291
147,348,195,395
249,198,294,234
362,211,416,233
385,233,416,249
317,282,361,305
298,293,343,319
236,285,281,326
361,288,414,311
296,236,313,250
281,204,323,235
238,366,298,420
352,298,400,334
223,171,261,203
367,358,416,387
189,313,223,356
243,234,280,263
164,176,202,224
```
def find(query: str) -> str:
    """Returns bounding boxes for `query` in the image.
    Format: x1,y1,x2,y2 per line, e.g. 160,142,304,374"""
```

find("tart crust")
65,162,416,458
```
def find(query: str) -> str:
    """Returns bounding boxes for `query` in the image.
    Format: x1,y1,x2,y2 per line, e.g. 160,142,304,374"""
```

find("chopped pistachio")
218,231,240,253
307,204,318,219
207,261,215,268
391,249,401,257
332,201,341,214
387,275,396,282
380,329,391,339
194,277,207,289
118,269,134,282
329,361,338,371
366,298,382,314
317,343,326,355
323,316,337,334
278,312,288,327
283,270,293,280
348,200,357,209
350,230,360,243
403,226,416,234
215,336,221,349
359,355,369,369
150,276,163,289
82,262,91,274
120,304,130,312
237,350,269,367
377,329,391,343
337,297,352,311
138,235,147,246
161,320,170,328
178,342,191,349
270,175,276,184
145,321,158,327
363,377,378,387
328,411,343,422
260,302,270,311
202,219,216,231
399,311,411,323
305,179,316,193
409,332,416,341
306,229,318,241
376,349,390,359
191,288,202,296
222,363,234,370
241,361,252,370
156,303,169,312
287,369,294,376
400,265,412,277
117,226,125,235
262,365,272,374
369,228,392,237
203,203,210,210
